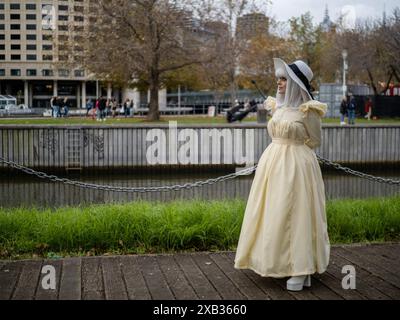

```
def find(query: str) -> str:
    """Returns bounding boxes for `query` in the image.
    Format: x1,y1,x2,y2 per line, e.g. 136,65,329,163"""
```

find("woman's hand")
263,96,276,116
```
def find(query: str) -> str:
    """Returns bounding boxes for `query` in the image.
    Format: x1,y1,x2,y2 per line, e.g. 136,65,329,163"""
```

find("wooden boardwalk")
0,243,399,300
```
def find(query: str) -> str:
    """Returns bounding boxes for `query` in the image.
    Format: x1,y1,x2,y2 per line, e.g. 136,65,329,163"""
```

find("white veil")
275,66,310,109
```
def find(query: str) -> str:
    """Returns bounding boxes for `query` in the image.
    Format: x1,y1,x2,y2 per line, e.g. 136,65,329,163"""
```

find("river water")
0,169,399,208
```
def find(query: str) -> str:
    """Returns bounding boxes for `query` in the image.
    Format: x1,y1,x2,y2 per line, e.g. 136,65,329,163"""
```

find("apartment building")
0,0,108,108
236,12,269,40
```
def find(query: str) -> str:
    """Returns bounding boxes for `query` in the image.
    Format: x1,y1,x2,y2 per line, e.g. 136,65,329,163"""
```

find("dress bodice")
267,107,309,143
263,97,328,149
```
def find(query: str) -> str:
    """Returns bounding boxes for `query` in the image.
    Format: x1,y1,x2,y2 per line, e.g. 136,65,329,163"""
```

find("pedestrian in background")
98,96,107,121
347,95,356,125
105,98,109,117
61,97,69,117
130,99,135,116
364,97,372,121
340,96,347,125
50,96,56,118
86,98,93,116
111,98,118,118
93,97,100,120
123,98,131,117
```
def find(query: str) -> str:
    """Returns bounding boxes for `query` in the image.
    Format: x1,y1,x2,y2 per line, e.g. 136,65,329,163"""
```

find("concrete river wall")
0,123,399,172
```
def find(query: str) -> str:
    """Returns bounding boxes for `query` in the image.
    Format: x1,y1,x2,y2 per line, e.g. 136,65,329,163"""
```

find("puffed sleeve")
299,101,327,150
263,96,276,115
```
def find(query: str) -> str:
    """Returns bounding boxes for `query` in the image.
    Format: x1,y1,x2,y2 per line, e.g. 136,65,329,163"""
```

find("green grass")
0,196,399,260
0,115,399,125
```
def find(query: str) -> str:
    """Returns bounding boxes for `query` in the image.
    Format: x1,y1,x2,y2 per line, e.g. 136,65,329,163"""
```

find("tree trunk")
229,66,237,111
391,65,400,82
147,71,160,121
379,71,394,95
366,68,378,95
230,79,237,109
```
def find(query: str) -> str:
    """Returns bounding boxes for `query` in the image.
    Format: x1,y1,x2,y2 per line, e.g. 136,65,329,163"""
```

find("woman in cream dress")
234,58,330,291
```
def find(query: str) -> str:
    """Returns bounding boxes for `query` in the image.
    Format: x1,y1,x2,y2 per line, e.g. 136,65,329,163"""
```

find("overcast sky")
264,0,399,24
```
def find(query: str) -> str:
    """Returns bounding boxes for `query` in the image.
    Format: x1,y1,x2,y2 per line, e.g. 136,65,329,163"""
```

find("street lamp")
342,49,348,98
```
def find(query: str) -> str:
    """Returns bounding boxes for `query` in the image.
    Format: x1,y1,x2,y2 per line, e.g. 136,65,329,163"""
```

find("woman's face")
277,77,287,94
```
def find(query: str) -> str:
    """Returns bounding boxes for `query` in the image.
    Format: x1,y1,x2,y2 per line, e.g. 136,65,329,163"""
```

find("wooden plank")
357,128,362,164
223,252,295,300
225,251,345,300
302,274,343,300
174,253,221,300
2,126,400,170
136,255,174,300
140,128,144,166
356,244,400,265
81,257,105,300
120,255,151,300
319,253,366,300
378,244,400,262
101,257,128,300
323,126,328,160
35,259,62,300
312,270,363,300
59,257,82,300
156,254,197,300
336,246,400,299
336,246,400,290
118,128,123,166
209,252,269,300
0,261,23,300
330,250,393,299
127,129,132,166
11,260,42,300
379,128,383,163
191,252,245,300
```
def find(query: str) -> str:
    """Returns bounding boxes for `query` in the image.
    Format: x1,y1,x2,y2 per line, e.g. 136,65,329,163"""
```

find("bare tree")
238,19,296,96
197,0,269,105
377,8,400,83
73,0,217,121
336,17,395,95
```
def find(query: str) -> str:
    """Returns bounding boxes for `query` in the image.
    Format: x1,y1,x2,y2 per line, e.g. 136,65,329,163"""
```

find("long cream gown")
234,97,330,278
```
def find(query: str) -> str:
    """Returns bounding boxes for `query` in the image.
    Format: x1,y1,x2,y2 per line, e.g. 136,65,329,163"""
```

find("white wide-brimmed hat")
273,58,314,100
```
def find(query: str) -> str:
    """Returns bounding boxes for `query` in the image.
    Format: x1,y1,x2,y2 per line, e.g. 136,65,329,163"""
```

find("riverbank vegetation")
0,196,399,260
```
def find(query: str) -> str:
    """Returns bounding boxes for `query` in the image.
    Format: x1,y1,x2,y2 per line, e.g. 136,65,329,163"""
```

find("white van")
0,95,17,110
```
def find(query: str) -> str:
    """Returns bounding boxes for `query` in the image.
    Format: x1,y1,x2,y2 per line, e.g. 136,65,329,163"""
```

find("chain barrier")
316,156,400,185
0,156,256,193
0,155,399,193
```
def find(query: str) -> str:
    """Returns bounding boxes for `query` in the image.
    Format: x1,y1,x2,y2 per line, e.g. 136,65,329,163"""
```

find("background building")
320,5,334,32
236,12,269,40
0,0,103,108
0,2,270,111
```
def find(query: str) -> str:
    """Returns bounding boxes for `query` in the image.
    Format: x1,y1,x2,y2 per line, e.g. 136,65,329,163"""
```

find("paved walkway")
0,243,399,300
